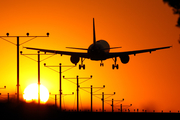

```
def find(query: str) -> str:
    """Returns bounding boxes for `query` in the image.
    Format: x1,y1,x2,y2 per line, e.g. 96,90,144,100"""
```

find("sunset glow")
0,0,180,112
23,83,49,103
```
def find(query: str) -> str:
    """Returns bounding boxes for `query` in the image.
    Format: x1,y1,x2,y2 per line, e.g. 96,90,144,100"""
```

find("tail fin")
93,18,96,45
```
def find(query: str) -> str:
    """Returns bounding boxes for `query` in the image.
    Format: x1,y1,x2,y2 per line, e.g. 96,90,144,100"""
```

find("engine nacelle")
70,55,80,65
119,54,130,64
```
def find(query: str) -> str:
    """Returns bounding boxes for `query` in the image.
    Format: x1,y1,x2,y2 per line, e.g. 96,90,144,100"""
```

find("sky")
0,0,179,112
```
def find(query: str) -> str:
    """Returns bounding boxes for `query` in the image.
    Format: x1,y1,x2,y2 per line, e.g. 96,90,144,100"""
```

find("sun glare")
23,83,49,103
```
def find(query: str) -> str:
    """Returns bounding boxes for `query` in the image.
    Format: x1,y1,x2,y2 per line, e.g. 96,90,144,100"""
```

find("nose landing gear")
79,64,85,70
112,57,119,69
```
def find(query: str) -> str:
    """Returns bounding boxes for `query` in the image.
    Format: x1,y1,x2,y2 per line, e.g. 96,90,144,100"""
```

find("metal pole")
120,104,122,113
102,92,104,112
38,51,40,104
55,94,57,107
0,33,49,103
17,37,19,103
63,75,91,112
112,99,114,112
7,93,9,102
77,75,79,112
59,63,62,111
91,85,92,112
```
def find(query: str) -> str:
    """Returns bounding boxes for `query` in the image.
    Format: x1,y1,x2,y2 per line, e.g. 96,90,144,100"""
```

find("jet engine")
70,55,80,65
119,54,130,64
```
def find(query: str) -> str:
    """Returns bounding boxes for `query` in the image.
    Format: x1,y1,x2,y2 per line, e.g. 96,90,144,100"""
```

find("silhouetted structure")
80,85,105,112
119,104,132,112
44,63,75,111
21,50,55,104
63,75,92,112
25,19,171,70
0,33,49,102
106,98,124,112
163,0,180,27
94,92,115,112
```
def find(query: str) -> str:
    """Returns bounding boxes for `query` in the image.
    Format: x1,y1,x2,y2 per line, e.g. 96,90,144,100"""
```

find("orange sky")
0,0,180,112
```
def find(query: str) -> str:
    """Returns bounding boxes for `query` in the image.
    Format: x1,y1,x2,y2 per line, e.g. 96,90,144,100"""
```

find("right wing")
106,46,172,58
25,47,90,58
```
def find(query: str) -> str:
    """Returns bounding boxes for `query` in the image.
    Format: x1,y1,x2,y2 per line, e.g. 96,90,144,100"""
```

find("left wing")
106,46,172,58
25,47,90,58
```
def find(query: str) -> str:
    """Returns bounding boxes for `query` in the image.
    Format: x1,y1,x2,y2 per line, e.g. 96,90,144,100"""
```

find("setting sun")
23,83,49,103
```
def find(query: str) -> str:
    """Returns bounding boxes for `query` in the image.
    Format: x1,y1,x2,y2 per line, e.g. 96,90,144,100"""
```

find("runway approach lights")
63,75,92,112
119,104,132,112
105,98,124,112
44,63,75,111
0,86,6,95
93,92,116,112
0,86,6,89
0,33,49,102
80,85,105,112
20,50,55,104
49,92,74,108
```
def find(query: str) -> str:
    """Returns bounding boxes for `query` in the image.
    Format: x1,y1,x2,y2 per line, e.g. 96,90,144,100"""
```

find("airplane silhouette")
25,18,172,69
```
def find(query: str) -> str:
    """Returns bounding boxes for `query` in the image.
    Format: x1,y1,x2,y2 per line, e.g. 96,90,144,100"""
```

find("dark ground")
0,101,178,119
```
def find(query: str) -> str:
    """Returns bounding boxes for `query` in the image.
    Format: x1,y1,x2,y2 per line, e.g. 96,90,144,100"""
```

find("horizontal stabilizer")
66,47,88,50
103,47,122,50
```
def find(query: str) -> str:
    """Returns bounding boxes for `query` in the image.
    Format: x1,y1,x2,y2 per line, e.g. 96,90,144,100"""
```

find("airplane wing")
25,46,172,59
25,47,90,58
106,46,172,58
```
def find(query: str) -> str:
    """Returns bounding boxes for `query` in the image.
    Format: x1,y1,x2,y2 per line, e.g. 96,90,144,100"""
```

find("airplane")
25,18,172,69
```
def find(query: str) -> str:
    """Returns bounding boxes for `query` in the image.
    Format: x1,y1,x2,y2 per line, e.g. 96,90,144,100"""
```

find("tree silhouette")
163,0,180,27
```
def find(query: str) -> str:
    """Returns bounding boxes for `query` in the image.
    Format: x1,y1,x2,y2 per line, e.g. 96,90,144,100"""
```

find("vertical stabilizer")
93,18,96,45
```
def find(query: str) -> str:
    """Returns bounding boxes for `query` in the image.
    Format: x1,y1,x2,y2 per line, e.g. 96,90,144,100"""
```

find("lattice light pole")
80,85,105,112
44,63,75,111
49,92,74,108
0,33,49,102
63,75,92,112
119,104,132,112
105,98,124,112
20,50,55,104
94,92,116,112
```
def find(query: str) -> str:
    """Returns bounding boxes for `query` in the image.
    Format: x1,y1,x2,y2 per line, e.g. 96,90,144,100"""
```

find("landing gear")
112,57,119,69
112,64,118,69
79,64,85,69
79,57,85,70
100,60,104,67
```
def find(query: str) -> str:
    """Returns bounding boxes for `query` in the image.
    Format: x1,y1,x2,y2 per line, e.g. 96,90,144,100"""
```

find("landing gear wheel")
100,63,104,67
79,64,85,70
116,64,119,69
83,64,85,69
112,57,119,69
79,57,86,70
112,64,119,69
79,64,81,70
112,64,115,69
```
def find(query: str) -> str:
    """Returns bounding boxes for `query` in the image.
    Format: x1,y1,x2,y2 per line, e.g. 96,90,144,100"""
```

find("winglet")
93,18,96,45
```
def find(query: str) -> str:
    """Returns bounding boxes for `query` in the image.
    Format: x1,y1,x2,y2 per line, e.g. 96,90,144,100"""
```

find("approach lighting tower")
0,33,49,102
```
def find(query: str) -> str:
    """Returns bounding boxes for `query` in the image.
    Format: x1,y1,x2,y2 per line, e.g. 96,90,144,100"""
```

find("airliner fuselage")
88,40,110,60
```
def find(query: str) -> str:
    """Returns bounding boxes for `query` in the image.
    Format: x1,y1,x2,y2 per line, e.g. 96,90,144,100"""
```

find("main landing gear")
112,57,119,69
79,57,85,70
